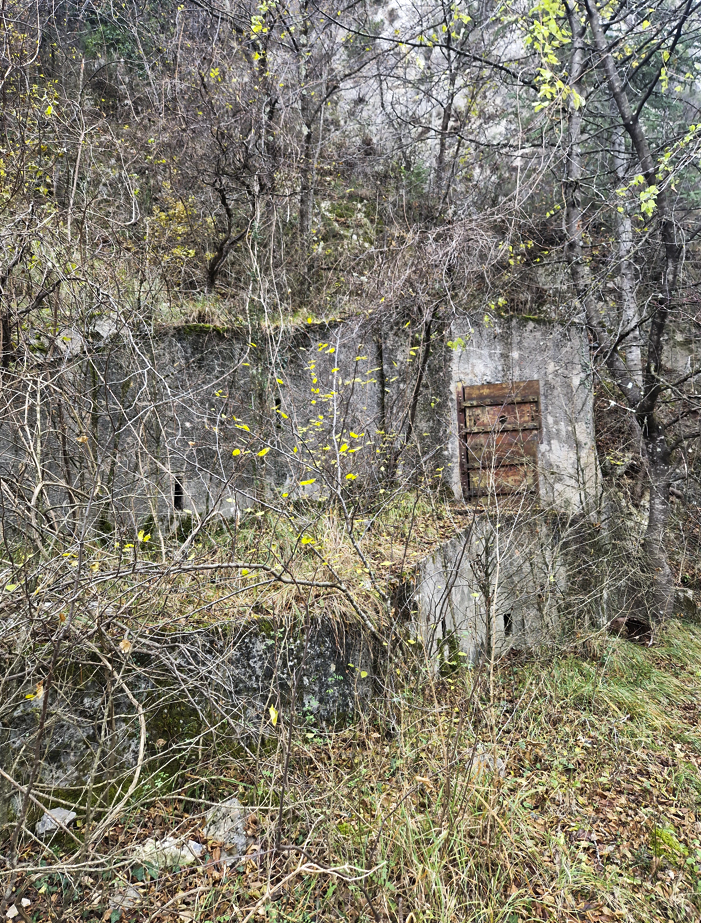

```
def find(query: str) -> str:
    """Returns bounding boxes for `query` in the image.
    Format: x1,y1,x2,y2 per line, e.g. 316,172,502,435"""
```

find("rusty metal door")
457,381,541,498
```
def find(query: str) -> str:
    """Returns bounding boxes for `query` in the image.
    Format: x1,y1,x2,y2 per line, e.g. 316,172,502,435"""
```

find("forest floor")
7,617,701,923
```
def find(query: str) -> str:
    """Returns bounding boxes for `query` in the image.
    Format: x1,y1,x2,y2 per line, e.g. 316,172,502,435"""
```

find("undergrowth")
7,619,701,923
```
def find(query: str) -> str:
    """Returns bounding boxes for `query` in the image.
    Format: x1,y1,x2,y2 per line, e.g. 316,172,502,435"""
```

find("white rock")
6,905,18,920
468,749,506,780
133,837,203,871
203,796,247,855
186,840,204,859
36,808,77,836
109,885,144,911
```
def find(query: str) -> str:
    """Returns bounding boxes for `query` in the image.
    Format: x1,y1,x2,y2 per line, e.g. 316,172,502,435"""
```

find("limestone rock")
109,885,144,911
676,589,699,622
134,837,204,871
203,796,247,855
468,749,506,780
36,808,77,836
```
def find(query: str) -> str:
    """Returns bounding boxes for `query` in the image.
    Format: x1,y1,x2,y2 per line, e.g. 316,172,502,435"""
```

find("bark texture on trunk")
642,433,674,622
610,115,643,386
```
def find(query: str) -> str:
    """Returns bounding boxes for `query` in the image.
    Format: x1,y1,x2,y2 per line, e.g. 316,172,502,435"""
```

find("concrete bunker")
0,312,602,667
415,316,602,662
0,312,607,800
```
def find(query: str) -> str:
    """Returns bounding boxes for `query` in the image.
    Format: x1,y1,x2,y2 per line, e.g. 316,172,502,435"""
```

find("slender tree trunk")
644,431,674,621
298,117,315,246
375,333,387,435
0,310,11,369
610,112,642,386
435,68,457,207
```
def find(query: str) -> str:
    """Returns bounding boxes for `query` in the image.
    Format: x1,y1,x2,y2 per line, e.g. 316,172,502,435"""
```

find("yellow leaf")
257,447,270,457
299,478,316,486
5,584,18,592
360,671,368,678
232,449,241,456
345,473,357,480
269,706,278,727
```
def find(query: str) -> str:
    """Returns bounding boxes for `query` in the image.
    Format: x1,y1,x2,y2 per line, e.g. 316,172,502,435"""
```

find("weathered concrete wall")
160,314,597,521
3,618,374,806
445,317,599,509
415,512,565,662
0,313,448,537
415,508,609,662
0,311,595,539
137,314,451,520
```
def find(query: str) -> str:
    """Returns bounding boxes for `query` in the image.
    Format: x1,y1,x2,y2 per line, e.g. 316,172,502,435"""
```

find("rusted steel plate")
466,464,538,495
456,380,541,499
464,430,538,469
460,380,540,407
464,401,540,433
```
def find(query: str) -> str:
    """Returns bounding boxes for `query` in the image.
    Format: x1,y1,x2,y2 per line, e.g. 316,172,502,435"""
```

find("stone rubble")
36,808,77,836
203,795,247,857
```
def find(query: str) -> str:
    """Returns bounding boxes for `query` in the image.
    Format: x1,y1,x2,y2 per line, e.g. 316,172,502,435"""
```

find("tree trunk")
610,113,643,386
0,311,12,369
642,431,674,622
298,118,315,246
576,0,684,624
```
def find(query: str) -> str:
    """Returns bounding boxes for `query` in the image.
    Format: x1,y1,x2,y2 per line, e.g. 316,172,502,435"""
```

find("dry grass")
8,617,701,923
